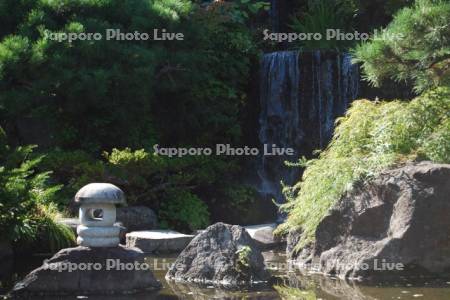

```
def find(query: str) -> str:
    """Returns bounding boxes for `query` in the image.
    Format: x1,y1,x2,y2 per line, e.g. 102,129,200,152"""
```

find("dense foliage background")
0,0,266,248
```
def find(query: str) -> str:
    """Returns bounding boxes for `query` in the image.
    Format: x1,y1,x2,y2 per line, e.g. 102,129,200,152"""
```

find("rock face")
11,246,161,297
166,222,270,287
291,162,450,280
116,206,158,231
126,230,194,254
286,228,302,261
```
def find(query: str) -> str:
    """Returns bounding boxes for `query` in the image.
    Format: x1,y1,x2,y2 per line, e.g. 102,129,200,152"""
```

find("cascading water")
257,50,359,212
258,51,301,208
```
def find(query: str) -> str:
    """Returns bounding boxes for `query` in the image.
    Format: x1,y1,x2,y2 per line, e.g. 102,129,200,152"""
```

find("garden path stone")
126,230,194,254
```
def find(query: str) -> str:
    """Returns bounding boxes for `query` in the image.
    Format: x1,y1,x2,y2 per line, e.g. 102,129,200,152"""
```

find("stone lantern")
11,182,162,296
75,183,125,247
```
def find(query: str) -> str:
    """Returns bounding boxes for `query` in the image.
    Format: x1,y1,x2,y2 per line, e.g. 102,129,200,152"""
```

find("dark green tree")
0,0,257,152
353,0,450,93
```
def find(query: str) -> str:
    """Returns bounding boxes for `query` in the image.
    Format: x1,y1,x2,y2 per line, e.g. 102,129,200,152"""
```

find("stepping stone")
244,223,286,250
126,230,194,254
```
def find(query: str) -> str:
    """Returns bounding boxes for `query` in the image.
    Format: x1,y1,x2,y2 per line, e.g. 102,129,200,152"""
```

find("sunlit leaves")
279,87,450,250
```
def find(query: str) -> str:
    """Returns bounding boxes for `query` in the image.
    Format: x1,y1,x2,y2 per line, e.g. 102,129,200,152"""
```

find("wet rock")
166,222,270,287
292,162,450,279
126,230,194,254
10,245,161,297
286,228,302,260
116,206,158,231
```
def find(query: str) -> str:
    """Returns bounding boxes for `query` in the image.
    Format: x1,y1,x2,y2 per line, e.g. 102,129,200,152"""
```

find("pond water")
1,251,450,299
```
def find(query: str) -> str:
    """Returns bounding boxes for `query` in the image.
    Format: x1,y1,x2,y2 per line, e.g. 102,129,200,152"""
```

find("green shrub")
221,184,256,215
0,128,75,250
104,148,232,204
39,147,255,231
235,245,252,275
34,203,76,252
158,189,210,232
39,149,105,209
277,87,450,251
289,0,356,50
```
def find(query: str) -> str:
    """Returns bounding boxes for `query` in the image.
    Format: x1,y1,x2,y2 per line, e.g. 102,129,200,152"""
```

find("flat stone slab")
244,223,285,250
126,230,194,254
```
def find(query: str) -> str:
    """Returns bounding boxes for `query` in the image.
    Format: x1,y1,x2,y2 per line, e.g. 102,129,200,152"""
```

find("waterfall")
257,50,359,210
258,51,301,208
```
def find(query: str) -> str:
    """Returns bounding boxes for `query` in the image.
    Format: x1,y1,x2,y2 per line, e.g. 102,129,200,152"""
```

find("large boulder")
10,245,161,297
166,222,271,287
116,206,158,231
291,162,450,280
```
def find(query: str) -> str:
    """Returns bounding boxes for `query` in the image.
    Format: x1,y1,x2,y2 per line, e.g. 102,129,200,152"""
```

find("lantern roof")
75,183,126,205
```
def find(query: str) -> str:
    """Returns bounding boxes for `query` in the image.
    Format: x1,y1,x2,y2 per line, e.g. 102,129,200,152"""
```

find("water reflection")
1,251,450,299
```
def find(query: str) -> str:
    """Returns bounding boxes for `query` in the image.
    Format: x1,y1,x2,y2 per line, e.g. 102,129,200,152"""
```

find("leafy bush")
235,245,252,275
158,189,210,232
289,0,356,50
0,128,75,251
39,149,105,206
277,87,450,251
353,0,450,92
39,147,256,231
